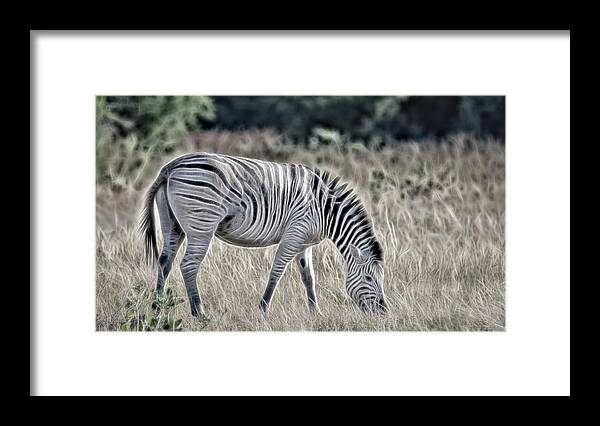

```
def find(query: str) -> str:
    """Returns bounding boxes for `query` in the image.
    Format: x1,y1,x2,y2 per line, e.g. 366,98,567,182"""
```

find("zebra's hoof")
193,313,210,322
191,307,208,320
308,306,323,317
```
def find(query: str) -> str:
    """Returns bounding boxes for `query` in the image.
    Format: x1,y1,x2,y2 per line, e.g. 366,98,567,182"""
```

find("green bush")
96,96,216,189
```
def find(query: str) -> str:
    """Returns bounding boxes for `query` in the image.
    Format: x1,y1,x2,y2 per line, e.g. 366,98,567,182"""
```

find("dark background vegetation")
211,96,505,143
96,96,504,189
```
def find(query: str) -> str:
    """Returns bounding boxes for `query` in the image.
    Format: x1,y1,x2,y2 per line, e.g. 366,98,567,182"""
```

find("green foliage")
96,96,215,189
119,284,185,332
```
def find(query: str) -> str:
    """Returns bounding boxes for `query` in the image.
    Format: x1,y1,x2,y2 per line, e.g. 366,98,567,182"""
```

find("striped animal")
140,152,387,318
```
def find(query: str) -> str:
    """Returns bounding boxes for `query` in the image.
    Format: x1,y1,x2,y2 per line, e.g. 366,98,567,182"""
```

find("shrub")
119,284,186,332
96,96,216,189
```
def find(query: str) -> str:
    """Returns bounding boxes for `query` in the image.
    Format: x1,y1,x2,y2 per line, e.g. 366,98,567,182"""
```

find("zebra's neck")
314,170,377,261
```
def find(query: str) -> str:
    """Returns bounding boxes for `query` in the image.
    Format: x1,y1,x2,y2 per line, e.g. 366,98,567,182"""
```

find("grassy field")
96,130,505,331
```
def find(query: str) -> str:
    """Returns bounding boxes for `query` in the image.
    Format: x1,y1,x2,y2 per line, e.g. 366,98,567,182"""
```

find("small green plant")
120,283,185,331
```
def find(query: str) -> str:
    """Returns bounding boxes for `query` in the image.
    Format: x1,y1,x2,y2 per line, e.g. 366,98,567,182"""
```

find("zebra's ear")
350,245,368,264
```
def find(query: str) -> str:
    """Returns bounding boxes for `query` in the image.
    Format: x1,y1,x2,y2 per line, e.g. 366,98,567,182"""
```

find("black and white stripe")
140,152,387,317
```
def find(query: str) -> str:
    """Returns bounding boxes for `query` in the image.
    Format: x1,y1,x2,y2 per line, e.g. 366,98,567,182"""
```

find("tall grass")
96,130,505,331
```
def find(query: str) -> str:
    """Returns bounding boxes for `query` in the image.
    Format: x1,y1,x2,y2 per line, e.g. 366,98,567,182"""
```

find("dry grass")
96,131,505,331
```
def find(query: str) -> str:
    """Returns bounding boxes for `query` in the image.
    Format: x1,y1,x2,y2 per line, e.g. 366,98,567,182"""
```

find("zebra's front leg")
180,233,215,319
259,241,303,314
295,246,321,315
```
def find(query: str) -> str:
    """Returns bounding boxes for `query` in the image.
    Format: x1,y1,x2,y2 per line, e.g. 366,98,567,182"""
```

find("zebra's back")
164,153,319,248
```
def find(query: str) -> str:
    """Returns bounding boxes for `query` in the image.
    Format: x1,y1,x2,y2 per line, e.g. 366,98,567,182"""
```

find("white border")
32,31,570,396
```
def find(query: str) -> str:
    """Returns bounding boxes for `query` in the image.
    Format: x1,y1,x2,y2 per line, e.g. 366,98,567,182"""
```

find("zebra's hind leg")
295,247,321,315
155,186,184,297
180,232,215,319
260,239,304,314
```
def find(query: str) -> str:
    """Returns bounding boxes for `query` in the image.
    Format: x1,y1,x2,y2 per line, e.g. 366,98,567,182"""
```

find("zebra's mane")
312,167,383,262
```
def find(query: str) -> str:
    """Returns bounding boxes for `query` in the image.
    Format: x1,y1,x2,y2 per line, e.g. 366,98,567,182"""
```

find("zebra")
139,152,388,318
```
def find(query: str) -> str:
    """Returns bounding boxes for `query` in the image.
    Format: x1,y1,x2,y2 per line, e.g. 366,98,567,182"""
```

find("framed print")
31,30,570,396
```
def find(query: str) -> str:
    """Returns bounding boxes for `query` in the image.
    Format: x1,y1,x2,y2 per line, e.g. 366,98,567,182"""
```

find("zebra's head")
346,240,388,314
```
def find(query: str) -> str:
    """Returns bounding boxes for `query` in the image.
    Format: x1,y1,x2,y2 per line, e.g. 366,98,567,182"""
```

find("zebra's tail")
139,168,168,266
